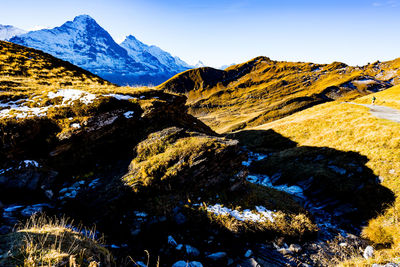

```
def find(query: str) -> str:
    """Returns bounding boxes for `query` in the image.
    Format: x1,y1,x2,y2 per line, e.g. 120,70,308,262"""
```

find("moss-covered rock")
123,127,244,194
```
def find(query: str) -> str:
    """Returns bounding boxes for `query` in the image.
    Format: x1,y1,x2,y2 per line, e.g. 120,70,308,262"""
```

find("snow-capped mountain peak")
8,15,191,85
120,35,191,73
0,25,26,41
194,61,207,68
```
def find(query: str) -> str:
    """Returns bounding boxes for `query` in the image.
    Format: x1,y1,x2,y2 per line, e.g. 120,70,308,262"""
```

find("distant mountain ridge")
0,25,26,40
9,15,192,85
159,56,400,133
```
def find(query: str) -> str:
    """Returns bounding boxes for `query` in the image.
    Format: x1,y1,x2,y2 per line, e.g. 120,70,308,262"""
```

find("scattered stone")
186,245,200,257
339,242,347,247
21,204,51,217
168,235,178,247
389,169,395,174
206,252,227,261
288,244,302,253
172,261,203,267
176,244,183,251
45,189,54,199
244,249,253,258
363,245,374,259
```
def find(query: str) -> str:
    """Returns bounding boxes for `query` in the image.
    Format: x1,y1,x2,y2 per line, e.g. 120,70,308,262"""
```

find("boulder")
123,127,245,194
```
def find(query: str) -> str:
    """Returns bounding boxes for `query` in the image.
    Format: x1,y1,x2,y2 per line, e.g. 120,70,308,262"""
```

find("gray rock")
168,235,178,247
363,245,374,259
206,252,227,261
244,249,253,257
186,245,200,257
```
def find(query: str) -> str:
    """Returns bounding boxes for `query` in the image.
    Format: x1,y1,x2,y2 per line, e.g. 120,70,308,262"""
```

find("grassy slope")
159,56,400,133
0,40,158,98
247,86,400,264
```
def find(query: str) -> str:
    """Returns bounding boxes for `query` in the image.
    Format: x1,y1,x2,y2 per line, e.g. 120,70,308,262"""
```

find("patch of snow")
22,160,40,168
363,245,374,259
0,167,13,175
242,152,267,167
123,111,134,119
48,89,96,105
353,79,376,85
205,204,275,223
88,178,100,188
206,252,227,260
247,174,305,199
105,94,136,101
71,123,81,129
134,211,148,217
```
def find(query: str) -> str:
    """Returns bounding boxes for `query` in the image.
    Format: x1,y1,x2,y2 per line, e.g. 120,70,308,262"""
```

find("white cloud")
372,0,398,7
27,25,51,31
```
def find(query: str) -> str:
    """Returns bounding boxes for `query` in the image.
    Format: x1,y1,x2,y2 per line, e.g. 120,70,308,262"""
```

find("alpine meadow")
1,1,400,266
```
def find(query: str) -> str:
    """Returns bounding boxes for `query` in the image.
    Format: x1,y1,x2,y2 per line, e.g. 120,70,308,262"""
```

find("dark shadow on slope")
230,129,395,229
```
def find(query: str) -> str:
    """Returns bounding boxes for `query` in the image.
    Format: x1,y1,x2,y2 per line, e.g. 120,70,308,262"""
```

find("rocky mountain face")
0,24,26,41
159,56,400,133
9,15,192,86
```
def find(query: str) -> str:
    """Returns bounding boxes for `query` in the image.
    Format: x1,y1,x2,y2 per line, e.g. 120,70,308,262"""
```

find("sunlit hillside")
159,56,400,133
242,85,400,265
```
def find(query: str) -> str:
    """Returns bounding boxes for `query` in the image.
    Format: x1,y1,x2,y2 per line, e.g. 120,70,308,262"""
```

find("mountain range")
0,25,26,40
4,15,192,85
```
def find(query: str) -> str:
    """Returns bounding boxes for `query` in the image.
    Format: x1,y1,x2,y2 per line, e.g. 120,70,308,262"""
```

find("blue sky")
1,0,400,67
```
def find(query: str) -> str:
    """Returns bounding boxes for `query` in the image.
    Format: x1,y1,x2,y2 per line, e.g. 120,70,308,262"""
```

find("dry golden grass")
245,86,400,264
0,214,113,267
159,56,400,133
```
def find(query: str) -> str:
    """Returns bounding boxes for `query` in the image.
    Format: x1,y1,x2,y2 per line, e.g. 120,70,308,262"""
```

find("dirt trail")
348,102,400,123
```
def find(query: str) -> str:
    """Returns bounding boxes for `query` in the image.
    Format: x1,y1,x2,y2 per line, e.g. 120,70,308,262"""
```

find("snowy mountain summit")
0,25,26,41
9,15,192,85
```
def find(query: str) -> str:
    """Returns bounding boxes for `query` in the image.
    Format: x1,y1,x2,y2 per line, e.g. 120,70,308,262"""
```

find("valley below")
1,39,400,267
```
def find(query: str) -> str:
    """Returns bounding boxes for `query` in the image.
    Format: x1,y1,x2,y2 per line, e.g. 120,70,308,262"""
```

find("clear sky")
1,0,400,67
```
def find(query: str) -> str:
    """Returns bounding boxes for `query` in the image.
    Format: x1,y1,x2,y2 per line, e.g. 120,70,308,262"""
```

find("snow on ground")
247,174,305,198
105,93,136,101
0,89,97,119
48,89,96,105
205,204,275,223
242,152,305,199
71,123,81,129
123,111,134,119
21,160,40,168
